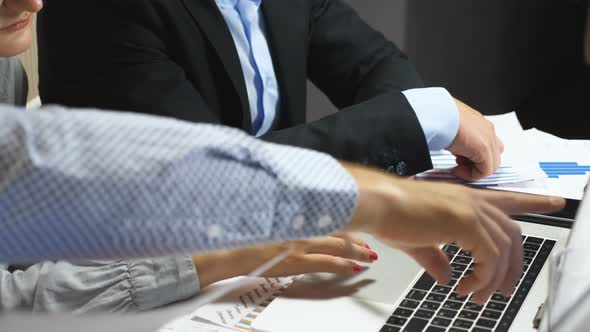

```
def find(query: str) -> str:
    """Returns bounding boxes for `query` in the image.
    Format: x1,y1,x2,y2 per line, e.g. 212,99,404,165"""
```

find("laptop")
252,191,588,332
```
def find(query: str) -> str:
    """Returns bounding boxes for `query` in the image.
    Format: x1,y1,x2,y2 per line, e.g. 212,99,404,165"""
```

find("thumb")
404,247,451,285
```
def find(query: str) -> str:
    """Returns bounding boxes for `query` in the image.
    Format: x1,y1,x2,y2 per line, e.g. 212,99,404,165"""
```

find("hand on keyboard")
341,163,565,304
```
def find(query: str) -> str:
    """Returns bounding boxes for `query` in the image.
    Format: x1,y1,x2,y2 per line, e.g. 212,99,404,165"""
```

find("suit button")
396,162,408,176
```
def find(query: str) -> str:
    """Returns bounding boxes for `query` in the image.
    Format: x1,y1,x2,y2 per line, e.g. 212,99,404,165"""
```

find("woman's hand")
192,234,378,288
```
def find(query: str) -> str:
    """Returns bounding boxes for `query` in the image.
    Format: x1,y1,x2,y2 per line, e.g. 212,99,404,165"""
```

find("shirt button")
207,224,223,238
292,215,305,230
318,215,333,229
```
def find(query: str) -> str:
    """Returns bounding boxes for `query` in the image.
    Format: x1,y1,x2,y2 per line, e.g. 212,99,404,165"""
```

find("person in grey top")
0,57,27,106
0,0,566,312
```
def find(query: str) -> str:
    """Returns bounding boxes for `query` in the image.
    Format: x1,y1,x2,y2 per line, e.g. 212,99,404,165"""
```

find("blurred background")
20,1,589,138
307,0,589,139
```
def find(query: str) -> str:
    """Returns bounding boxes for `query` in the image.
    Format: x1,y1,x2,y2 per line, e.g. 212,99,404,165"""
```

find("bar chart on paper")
539,162,590,178
160,276,300,332
417,151,544,186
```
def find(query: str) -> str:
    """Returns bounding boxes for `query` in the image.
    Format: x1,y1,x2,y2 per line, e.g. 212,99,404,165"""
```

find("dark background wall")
307,0,589,138
306,0,408,121
405,0,589,139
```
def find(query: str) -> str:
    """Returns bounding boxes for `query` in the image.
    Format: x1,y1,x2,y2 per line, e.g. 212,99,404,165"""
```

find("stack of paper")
417,112,547,186
418,112,590,200
494,128,590,200
418,151,545,186
160,276,299,332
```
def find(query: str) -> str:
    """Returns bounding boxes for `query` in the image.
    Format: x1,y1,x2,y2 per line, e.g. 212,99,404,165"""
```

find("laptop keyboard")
380,235,556,332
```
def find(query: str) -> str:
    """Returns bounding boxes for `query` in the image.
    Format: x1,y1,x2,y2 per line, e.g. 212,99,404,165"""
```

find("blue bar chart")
417,151,543,186
539,162,590,179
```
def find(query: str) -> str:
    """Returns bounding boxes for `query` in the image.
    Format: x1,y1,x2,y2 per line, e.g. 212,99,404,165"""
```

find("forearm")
0,257,198,313
0,105,357,262
192,250,251,288
262,91,432,175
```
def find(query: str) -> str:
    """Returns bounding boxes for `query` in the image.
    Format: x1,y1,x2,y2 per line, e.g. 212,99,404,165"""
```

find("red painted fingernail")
363,243,371,250
369,251,379,261
352,263,362,272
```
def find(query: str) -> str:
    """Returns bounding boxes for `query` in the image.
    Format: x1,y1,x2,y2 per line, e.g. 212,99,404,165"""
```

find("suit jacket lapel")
181,0,253,132
261,0,307,126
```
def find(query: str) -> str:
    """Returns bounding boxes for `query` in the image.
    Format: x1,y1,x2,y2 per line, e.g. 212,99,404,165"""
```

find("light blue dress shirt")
0,105,357,262
215,0,459,149
402,87,460,151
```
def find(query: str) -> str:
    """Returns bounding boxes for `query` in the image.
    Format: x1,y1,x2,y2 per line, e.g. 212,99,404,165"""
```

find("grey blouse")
0,57,28,106
0,257,200,313
0,57,200,313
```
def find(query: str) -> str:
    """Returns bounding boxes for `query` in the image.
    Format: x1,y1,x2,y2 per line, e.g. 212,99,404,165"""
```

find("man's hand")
342,162,565,304
447,99,504,181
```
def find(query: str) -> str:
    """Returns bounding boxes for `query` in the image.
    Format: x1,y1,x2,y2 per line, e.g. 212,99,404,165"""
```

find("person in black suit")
38,0,503,180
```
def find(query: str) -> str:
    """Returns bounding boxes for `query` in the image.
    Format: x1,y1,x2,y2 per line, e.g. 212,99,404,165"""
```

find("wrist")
192,249,252,288
340,162,402,235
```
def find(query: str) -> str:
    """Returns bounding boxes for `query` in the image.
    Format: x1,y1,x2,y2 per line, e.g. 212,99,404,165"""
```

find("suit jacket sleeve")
261,0,432,175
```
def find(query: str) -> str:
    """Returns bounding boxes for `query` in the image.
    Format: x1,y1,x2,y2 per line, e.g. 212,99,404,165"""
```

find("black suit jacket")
38,0,432,175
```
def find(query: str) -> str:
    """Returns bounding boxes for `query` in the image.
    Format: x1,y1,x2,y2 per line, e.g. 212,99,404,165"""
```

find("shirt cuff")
128,255,199,311
402,87,460,151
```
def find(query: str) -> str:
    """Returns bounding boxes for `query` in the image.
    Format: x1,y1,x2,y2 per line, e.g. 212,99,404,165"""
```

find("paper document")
417,151,542,186
494,128,590,200
160,276,298,332
417,112,546,186
159,318,237,332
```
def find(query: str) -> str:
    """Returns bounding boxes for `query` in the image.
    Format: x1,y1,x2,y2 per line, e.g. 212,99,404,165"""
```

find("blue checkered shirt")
0,105,357,262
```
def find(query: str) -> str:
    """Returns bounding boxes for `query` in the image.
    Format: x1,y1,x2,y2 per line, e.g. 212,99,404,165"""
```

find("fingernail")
352,263,362,272
369,251,379,261
363,243,371,250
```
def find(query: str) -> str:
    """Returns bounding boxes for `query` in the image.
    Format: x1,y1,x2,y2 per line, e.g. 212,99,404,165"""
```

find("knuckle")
456,208,478,224
489,245,501,261
509,221,522,236
294,239,311,249
487,121,496,132
330,257,349,272
332,239,347,254
285,254,304,264
498,234,512,250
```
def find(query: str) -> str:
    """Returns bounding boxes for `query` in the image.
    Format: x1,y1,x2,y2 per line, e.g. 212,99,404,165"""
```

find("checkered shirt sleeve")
0,105,358,261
